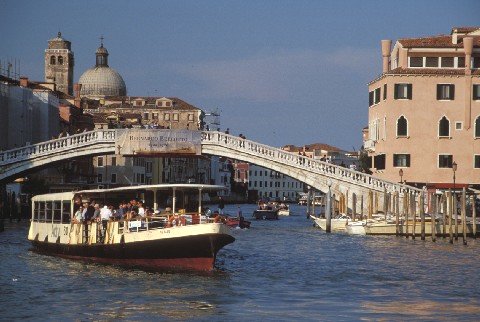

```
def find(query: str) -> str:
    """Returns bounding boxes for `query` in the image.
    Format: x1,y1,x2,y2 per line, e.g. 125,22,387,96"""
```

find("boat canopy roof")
31,184,226,202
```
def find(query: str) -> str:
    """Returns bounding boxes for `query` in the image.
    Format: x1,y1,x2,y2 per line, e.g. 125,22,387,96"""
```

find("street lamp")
452,161,457,191
399,169,404,184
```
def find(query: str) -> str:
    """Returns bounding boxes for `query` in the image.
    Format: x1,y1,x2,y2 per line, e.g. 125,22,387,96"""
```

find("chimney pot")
463,37,473,75
381,40,392,73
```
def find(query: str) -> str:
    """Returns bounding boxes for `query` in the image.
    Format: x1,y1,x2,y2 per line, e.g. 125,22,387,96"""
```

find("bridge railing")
0,130,116,166
202,131,421,194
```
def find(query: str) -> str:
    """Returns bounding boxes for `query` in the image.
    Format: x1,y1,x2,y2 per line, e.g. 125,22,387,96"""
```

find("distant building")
282,143,358,168
365,26,480,188
248,164,303,201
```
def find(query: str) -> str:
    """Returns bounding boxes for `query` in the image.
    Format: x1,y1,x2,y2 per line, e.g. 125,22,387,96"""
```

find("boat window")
44,202,52,222
39,202,46,222
53,201,62,223
62,201,71,224
34,201,40,221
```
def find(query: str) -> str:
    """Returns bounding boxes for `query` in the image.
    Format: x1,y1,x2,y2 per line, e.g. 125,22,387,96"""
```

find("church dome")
78,40,127,98
79,67,126,97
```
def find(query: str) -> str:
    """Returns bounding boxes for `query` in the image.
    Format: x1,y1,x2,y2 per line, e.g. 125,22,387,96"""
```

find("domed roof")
96,45,109,55
79,66,127,98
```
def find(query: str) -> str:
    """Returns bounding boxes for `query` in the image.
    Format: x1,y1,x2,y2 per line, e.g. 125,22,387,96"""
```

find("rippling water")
1,204,480,321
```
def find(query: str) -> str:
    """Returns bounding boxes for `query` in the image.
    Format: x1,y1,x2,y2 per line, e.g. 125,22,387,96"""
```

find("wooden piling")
420,193,425,241
352,193,357,222
395,192,400,237
411,193,416,240
368,190,373,220
405,192,410,238
383,188,388,222
325,189,332,233
448,191,453,244
431,194,437,242
442,193,447,238
472,195,477,239
360,194,364,221
461,188,467,245
453,192,458,241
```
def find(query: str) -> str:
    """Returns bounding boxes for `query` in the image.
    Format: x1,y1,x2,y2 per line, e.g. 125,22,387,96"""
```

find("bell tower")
44,32,74,95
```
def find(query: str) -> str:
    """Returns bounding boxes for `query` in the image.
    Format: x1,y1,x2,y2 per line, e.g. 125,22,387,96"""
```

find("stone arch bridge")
0,129,421,212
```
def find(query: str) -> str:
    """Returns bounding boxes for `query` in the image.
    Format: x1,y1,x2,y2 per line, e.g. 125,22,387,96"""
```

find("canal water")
1,203,480,321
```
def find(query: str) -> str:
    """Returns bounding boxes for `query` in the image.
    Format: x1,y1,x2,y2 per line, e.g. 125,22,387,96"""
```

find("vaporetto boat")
28,184,235,272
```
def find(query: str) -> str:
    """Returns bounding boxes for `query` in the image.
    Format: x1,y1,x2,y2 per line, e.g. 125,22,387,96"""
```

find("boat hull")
278,210,290,216
253,210,278,220
310,216,348,232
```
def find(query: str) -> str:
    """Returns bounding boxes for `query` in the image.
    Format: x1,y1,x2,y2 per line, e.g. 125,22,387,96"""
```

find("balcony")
364,139,376,152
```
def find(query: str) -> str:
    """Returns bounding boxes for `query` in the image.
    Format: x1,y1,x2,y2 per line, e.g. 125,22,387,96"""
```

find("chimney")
381,40,392,73
19,76,28,87
463,37,473,76
73,83,82,98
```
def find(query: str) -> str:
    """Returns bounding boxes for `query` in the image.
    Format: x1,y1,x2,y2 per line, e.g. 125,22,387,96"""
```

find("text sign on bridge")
116,129,202,156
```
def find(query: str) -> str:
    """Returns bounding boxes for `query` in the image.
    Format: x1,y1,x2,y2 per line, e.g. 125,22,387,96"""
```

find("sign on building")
116,129,201,156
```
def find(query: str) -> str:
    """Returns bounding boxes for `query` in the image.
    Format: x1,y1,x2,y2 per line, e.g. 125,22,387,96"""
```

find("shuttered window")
383,84,387,100
473,85,480,100
394,84,412,100
437,84,455,100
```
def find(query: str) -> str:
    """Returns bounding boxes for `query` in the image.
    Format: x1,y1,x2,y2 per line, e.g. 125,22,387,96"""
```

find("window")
259,181,262,187
135,100,143,107
437,84,455,100
410,57,423,67
475,116,480,138
173,113,179,121
441,57,454,68
393,154,410,167
374,88,381,104
97,173,103,183
439,116,450,137
143,113,149,120
473,85,480,100
164,113,170,121
438,155,453,168
58,56,64,65
111,157,116,166
111,173,117,183
188,113,194,121
475,155,480,169
397,116,408,137
50,56,56,65
455,122,462,130
374,154,385,170
425,57,438,67
394,84,412,100
457,57,465,68
97,157,104,167
369,91,374,107
473,57,480,69
383,84,387,100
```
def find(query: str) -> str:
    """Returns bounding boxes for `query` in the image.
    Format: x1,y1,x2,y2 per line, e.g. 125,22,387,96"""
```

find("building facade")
248,164,304,201
365,27,480,188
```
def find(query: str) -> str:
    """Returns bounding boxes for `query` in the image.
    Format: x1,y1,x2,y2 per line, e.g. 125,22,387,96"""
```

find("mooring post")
453,192,458,241
312,190,316,217
405,192,410,239
306,188,312,218
352,193,356,222
442,193,447,238
462,188,467,245
368,190,373,220
395,192,400,237
432,194,437,242
448,191,453,244
472,195,477,239
360,194,364,220
383,188,387,222
420,193,425,240
411,193,416,240
325,185,332,233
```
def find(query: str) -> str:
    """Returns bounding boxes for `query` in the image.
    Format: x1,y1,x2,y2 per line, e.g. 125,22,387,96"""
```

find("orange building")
365,27,480,189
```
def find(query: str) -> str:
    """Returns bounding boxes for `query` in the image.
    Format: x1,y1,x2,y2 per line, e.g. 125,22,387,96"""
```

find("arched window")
397,116,408,137
475,116,480,138
439,116,450,137
50,56,56,65
58,56,64,65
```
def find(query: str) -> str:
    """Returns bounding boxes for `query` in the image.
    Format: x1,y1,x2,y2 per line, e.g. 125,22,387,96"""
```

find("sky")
1,0,479,151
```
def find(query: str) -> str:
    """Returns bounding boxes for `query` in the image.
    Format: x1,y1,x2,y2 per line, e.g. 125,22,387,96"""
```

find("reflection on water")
1,204,480,320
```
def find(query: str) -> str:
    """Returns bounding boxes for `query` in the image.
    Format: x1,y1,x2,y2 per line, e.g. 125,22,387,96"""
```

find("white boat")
310,214,350,232
278,204,290,216
28,184,235,272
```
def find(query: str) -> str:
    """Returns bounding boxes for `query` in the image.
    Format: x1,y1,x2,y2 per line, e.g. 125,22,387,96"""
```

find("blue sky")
1,0,478,150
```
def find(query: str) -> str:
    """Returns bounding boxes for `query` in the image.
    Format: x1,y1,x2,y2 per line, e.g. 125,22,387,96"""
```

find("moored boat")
310,214,350,232
28,184,235,272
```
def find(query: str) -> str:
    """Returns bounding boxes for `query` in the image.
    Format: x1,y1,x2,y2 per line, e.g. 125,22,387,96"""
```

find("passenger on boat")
73,206,83,224
114,202,126,220
137,202,145,218
100,205,112,242
92,204,101,222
